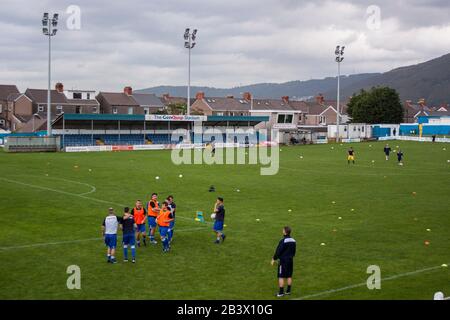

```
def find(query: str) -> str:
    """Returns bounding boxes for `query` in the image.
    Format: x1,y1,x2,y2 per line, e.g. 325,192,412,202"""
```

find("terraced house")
191,91,349,143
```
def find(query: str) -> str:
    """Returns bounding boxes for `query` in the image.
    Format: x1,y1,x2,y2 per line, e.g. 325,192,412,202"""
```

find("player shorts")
159,226,169,237
148,216,157,228
122,233,135,246
347,155,355,161
104,234,117,249
278,259,294,278
136,224,146,233
213,220,224,232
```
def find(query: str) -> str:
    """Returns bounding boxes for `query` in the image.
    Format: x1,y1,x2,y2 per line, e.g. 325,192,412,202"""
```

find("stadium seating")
60,134,173,146
59,132,261,146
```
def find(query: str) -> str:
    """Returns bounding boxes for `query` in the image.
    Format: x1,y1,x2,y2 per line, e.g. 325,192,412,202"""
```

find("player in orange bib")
146,193,160,244
156,201,173,253
130,200,147,247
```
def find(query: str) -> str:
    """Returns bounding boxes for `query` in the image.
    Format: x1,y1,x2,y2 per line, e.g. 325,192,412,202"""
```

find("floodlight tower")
184,28,197,115
42,12,59,136
335,45,344,142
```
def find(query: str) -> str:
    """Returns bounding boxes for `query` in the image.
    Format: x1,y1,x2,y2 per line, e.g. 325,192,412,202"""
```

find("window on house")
73,92,82,99
319,116,325,124
278,114,294,123
128,107,134,115
216,112,224,116
362,126,365,132
353,127,356,131
56,105,63,114
112,107,118,114
0,119,5,125
38,105,45,112
75,106,82,114
144,108,150,115
92,106,97,113
87,93,91,100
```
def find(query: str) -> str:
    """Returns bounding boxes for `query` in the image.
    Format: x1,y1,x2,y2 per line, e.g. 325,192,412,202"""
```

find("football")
210,213,216,220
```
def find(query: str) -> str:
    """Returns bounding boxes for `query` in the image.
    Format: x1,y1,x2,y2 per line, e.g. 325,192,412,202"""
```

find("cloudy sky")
1,0,449,92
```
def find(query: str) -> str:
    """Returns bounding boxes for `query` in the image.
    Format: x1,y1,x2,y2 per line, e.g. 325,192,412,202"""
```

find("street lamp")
42,12,59,136
335,45,344,142
184,28,197,115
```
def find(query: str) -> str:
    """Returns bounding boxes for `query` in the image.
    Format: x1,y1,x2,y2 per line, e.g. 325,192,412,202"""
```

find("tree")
167,102,187,115
347,86,404,124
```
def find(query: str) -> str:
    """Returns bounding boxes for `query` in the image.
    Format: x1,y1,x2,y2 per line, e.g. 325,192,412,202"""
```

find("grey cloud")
0,0,449,91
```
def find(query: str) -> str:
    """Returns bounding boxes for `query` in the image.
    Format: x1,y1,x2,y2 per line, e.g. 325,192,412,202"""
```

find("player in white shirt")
102,208,119,264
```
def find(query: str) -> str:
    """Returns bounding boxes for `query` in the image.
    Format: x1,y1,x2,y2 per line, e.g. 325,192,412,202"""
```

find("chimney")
162,93,170,102
315,93,324,104
242,92,252,101
281,96,289,104
55,82,64,93
196,91,205,100
123,86,133,95
418,98,426,107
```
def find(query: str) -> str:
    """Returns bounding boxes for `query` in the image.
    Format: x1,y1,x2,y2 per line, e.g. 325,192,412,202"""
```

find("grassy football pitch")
0,141,449,300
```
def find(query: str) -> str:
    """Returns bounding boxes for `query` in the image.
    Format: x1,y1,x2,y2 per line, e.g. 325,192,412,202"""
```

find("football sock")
131,246,136,259
287,285,291,293
123,245,128,260
162,238,169,250
279,287,284,295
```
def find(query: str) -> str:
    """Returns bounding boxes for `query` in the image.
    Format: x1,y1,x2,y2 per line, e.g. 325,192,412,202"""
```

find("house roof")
405,103,432,112
428,110,450,116
0,85,20,101
251,99,294,111
25,89,68,104
288,101,309,113
302,103,327,115
66,99,99,106
7,92,22,101
203,97,251,111
97,92,139,107
132,93,165,108
160,95,193,106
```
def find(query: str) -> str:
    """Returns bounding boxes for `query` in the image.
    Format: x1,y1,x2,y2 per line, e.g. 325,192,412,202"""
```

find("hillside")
137,53,450,105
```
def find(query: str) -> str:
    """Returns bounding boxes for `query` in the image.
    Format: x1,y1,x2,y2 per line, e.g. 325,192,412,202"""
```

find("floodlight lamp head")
42,27,49,35
52,29,57,36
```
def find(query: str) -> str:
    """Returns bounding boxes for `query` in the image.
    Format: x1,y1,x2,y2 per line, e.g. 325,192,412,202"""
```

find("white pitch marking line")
0,177,210,224
294,264,448,300
0,226,209,250
0,177,122,206
20,175,97,196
